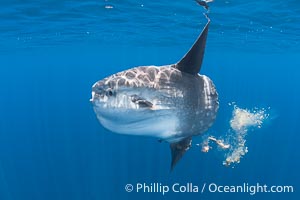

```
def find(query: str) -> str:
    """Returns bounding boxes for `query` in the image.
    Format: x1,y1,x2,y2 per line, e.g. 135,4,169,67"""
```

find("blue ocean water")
0,0,299,200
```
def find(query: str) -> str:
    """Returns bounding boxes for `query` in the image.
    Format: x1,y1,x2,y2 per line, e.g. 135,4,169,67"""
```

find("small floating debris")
105,5,114,9
197,136,230,153
208,136,230,149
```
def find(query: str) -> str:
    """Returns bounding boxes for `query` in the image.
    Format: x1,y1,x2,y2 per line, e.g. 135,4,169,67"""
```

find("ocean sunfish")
91,14,219,170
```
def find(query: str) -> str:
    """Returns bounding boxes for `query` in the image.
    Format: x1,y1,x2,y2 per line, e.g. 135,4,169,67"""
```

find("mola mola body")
91,14,219,170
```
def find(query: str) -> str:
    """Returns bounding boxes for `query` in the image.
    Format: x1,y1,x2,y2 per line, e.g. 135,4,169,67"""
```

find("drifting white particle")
105,5,113,9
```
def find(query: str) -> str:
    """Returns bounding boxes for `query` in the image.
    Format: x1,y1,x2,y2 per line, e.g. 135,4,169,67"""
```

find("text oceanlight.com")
124,182,294,195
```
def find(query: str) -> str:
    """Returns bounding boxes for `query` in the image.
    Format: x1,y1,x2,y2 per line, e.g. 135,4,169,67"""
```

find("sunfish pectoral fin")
170,137,192,171
131,95,153,108
175,14,210,75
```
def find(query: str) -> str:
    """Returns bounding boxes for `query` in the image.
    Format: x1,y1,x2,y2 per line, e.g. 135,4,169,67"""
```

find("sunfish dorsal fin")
170,137,192,171
175,15,210,75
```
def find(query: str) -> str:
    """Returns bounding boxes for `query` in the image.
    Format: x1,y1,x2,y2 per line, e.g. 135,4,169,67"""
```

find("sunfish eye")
106,88,115,96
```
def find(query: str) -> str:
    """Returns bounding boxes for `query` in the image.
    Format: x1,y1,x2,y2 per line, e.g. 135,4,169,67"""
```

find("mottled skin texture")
91,65,219,142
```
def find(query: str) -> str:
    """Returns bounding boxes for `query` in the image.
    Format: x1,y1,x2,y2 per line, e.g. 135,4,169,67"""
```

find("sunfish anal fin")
170,137,192,171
